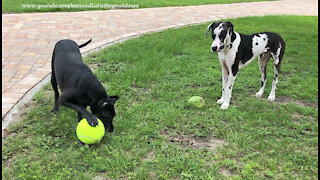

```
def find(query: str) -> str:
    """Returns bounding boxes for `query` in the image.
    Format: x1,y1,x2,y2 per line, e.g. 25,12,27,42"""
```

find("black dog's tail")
78,39,92,48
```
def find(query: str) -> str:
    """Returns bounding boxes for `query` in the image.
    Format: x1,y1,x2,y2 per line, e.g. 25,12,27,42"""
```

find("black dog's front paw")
87,117,99,127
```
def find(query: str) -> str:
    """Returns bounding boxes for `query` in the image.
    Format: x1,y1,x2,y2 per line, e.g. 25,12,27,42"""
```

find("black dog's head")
206,21,234,52
92,95,119,132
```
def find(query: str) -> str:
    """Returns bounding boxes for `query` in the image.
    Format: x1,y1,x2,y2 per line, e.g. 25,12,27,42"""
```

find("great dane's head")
206,21,234,52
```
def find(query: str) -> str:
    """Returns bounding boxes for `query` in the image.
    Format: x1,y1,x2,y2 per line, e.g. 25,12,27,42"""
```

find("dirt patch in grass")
130,85,152,95
3,155,15,168
219,167,234,177
292,113,304,125
88,62,104,70
291,113,315,125
92,175,107,180
93,174,120,180
92,170,125,180
2,129,11,139
273,96,318,108
142,150,155,162
2,130,18,139
161,130,227,151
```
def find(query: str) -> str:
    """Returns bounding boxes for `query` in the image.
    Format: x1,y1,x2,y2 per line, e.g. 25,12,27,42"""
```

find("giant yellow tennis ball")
76,118,105,144
188,96,205,108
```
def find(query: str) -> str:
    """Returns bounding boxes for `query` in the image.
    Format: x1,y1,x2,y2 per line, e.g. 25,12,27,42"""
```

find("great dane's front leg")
217,61,229,104
221,66,238,110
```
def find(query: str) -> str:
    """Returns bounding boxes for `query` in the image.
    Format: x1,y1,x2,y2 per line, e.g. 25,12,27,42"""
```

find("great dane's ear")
206,22,215,36
222,21,233,32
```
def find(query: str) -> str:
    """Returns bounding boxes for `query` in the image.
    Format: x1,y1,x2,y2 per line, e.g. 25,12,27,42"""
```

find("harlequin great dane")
206,22,285,109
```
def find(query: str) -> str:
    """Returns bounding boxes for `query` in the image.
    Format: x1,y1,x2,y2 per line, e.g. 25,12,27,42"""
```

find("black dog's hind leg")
51,72,60,113
51,54,60,113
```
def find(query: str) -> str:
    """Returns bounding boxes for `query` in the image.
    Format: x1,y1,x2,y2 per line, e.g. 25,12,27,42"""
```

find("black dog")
51,39,119,132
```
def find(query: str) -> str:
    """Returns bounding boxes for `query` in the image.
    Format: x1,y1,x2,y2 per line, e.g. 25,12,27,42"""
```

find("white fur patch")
252,34,269,55
219,32,241,66
274,42,282,64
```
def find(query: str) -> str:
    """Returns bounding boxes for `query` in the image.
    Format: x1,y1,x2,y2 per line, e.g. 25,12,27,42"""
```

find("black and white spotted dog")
206,21,285,109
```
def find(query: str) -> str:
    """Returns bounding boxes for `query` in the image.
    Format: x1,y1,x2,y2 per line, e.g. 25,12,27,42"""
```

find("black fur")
51,39,119,132
231,32,236,42
237,33,255,65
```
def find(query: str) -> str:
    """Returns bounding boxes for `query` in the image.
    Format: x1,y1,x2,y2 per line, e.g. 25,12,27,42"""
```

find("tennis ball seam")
76,135,100,141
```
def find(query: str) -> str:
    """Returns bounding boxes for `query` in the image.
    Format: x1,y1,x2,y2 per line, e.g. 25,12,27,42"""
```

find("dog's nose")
211,46,218,52
220,45,224,49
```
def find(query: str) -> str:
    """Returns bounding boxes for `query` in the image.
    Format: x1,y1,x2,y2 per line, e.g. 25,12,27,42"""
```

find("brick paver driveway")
2,0,318,119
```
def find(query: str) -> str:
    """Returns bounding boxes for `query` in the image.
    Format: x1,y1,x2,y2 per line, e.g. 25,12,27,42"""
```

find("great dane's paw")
217,98,224,104
268,95,275,101
221,103,229,110
255,91,263,98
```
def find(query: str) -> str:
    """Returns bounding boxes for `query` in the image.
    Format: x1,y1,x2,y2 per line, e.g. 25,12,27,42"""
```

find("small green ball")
76,118,105,144
188,96,205,108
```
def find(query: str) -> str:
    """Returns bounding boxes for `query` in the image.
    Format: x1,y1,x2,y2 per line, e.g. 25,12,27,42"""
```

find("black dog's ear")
206,22,215,36
100,96,119,108
222,21,233,32
109,95,119,104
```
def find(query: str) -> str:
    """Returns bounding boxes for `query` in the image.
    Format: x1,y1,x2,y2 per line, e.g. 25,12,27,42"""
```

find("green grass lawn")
2,16,318,179
2,0,276,13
